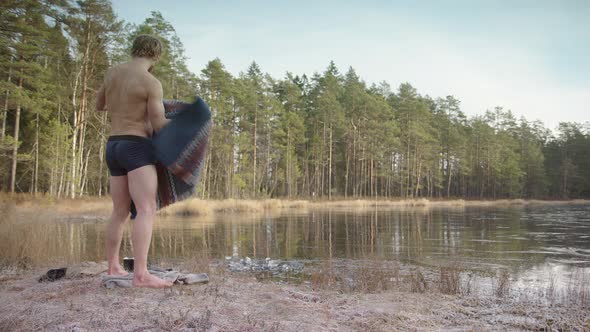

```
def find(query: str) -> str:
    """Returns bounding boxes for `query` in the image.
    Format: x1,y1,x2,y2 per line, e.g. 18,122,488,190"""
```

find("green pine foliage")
0,5,588,199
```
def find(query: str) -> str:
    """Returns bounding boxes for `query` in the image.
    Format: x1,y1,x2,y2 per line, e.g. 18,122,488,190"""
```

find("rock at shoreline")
38,267,67,282
226,257,304,275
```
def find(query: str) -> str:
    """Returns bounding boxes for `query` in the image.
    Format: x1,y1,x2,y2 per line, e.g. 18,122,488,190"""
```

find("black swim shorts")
106,135,155,176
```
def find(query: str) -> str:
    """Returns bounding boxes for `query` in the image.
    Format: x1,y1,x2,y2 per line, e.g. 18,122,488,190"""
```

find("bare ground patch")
0,266,588,332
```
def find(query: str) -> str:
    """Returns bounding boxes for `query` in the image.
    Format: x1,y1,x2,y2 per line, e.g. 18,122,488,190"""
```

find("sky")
111,0,589,130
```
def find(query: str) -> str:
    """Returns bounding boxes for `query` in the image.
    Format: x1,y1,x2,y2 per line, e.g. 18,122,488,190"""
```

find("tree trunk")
252,104,257,197
227,140,233,198
9,72,23,193
201,153,210,199
98,113,107,196
203,126,212,199
417,159,422,197
344,144,349,198
370,158,374,197
71,17,93,198
1,89,7,144
447,169,452,198
286,128,291,198
328,125,332,200
352,123,356,197
1,60,12,144
324,121,326,197
80,148,91,196
34,112,39,195
405,137,411,198
57,162,66,199
51,101,62,196
77,57,91,193
360,146,365,197
265,126,271,195
70,65,83,198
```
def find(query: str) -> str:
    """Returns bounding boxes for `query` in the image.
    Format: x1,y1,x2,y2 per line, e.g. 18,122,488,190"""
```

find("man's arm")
147,79,171,132
96,84,106,111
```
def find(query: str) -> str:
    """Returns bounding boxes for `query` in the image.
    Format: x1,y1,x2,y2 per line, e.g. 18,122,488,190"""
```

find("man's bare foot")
132,272,174,288
107,264,129,276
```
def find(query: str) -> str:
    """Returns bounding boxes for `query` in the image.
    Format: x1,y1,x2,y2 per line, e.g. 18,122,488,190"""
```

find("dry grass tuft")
0,192,111,216
430,199,466,207
309,260,400,294
160,199,213,217
308,198,433,209
461,272,475,296
350,265,397,293
309,261,339,291
175,255,212,275
279,200,309,209
438,266,461,295
0,312,26,332
494,269,511,297
0,201,16,226
410,268,428,293
240,315,282,332
189,308,213,331
0,192,52,206
546,272,557,300
159,198,311,217
261,199,281,212
564,271,590,307
211,199,263,213
52,198,111,215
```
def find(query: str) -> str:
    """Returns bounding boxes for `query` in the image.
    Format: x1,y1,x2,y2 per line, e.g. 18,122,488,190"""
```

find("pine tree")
0,0,61,193
65,0,122,197
199,58,235,198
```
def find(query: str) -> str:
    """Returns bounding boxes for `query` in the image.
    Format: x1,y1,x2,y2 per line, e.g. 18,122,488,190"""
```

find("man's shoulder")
107,62,126,74
145,73,162,90
104,63,126,82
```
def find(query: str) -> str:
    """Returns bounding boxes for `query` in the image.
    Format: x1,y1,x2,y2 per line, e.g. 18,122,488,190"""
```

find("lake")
5,204,590,290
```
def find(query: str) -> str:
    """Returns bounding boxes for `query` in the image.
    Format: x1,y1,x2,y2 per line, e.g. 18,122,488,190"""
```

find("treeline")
1,1,589,200
0,1,195,198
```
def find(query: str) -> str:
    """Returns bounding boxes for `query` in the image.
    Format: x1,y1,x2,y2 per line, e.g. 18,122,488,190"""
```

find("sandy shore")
1,265,588,332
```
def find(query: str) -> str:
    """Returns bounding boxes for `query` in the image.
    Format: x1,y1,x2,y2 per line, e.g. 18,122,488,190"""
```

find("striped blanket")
130,97,212,218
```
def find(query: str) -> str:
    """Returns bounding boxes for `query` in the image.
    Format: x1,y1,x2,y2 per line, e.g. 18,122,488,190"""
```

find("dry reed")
438,265,462,295
159,198,310,217
3,193,589,219
494,269,511,297
309,260,401,294
564,271,590,307
410,268,428,293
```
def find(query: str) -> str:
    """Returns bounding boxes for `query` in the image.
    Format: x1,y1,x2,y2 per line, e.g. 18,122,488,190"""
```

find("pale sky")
112,0,589,130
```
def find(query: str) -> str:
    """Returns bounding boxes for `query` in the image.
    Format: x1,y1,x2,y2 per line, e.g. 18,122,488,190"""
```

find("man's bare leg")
128,165,173,288
106,175,131,276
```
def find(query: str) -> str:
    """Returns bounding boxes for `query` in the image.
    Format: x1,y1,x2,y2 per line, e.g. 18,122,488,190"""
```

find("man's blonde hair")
131,35,163,61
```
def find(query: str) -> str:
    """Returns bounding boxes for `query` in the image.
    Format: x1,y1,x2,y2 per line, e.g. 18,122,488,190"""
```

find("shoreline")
0,260,588,331
2,195,589,218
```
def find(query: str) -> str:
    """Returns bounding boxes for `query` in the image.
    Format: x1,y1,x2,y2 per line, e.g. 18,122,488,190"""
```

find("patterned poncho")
130,97,212,218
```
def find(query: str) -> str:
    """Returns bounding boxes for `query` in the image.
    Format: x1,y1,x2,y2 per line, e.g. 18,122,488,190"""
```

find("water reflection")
3,205,590,281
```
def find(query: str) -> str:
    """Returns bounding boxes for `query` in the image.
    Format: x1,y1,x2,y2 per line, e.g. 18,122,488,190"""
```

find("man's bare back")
96,59,169,136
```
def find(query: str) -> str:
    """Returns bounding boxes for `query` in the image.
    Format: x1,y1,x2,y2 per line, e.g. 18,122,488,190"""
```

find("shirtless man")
96,35,172,288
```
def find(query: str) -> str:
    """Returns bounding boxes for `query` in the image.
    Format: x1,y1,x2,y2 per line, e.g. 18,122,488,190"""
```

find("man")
96,34,172,288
